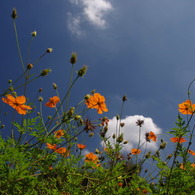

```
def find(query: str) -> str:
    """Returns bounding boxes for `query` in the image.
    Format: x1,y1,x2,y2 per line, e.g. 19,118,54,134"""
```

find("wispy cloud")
101,115,162,153
68,0,113,36
67,12,84,37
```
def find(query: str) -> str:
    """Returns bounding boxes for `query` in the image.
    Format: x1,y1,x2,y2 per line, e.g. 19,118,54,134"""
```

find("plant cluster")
0,9,195,195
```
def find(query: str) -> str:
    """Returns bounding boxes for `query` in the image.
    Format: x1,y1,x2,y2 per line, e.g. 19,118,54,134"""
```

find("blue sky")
1,0,195,153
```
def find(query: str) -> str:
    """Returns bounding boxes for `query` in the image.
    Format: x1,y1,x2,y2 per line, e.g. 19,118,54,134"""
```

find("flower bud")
27,64,33,70
11,8,17,19
116,134,124,143
77,65,88,77
1,124,5,128
112,134,116,139
46,48,53,53
123,141,128,144
116,115,120,120
39,88,43,92
89,132,94,137
160,142,166,150
122,95,127,102
40,69,52,77
70,52,77,64
95,148,100,154
84,94,91,100
38,96,43,102
120,123,125,127
166,154,172,160
74,115,81,120
67,107,75,117
31,31,37,37
8,80,12,84
53,83,57,89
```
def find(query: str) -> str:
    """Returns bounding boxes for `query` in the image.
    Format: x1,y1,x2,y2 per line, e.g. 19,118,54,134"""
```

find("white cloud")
68,0,113,36
102,115,162,153
67,12,84,37
82,0,113,28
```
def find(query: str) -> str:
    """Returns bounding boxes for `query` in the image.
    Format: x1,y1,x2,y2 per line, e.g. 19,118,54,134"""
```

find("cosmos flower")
85,152,99,163
188,149,195,155
54,129,64,138
148,131,157,142
77,144,86,150
85,93,108,114
2,94,32,115
170,137,187,143
46,143,57,150
131,149,141,155
178,100,195,115
45,96,60,107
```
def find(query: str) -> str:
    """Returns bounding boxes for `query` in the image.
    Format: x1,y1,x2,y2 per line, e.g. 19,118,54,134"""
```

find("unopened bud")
120,123,125,127
70,52,77,64
53,83,57,89
31,31,37,37
122,95,127,102
46,48,53,53
38,96,43,102
39,88,43,92
112,134,116,139
95,148,100,154
74,115,81,120
8,80,12,84
89,132,94,137
84,94,91,100
40,69,51,77
67,107,75,117
145,152,151,159
27,64,33,70
160,142,166,150
166,154,172,160
123,141,128,144
116,134,124,143
77,65,88,77
11,8,17,19
116,115,120,120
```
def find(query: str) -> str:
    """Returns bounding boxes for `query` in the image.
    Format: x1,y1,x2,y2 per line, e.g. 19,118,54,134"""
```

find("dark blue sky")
1,0,195,152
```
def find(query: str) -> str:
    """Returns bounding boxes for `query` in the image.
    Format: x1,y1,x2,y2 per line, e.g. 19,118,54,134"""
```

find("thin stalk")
13,19,25,71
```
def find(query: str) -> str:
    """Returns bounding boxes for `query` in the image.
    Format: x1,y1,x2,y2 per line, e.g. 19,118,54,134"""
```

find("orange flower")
85,93,108,114
188,149,195,155
2,94,32,115
191,163,195,168
178,100,195,115
77,144,86,150
85,152,98,163
180,163,186,170
148,131,157,142
54,129,64,138
46,143,57,150
55,147,67,154
170,137,187,143
45,96,60,107
131,149,141,155
118,183,123,187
